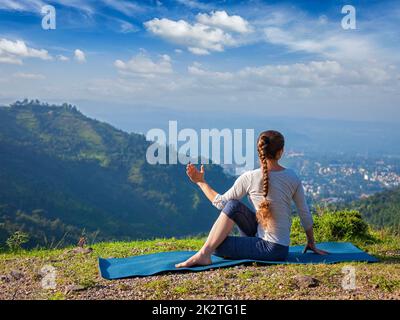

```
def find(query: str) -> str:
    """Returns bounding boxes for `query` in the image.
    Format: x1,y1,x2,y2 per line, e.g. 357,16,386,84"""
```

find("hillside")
350,187,400,230
0,100,233,248
0,231,399,300
328,186,400,231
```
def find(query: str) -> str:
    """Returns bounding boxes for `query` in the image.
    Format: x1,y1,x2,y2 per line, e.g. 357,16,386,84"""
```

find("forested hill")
349,186,400,230
0,100,233,248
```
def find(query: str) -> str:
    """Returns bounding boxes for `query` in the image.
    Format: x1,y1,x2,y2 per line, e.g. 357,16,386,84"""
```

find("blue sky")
0,0,399,128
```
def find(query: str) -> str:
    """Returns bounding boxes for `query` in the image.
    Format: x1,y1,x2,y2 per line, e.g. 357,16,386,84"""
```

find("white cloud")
101,0,144,16
0,38,52,65
0,0,44,12
74,49,86,63
13,72,45,80
262,16,392,63
114,53,173,76
197,11,251,33
119,21,139,33
188,60,395,89
175,0,210,10
264,27,345,60
144,17,237,55
0,56,21,64
57,54,69,61
318,15,328,25
188,62,233,80
188,47,209,55
0,0,94,14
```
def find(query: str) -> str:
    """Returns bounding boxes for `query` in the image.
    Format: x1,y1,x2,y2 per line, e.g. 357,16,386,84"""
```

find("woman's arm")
186,164,218,202
197,181,219,203
293,181,328,255
303,227,329,255
186,164,248,207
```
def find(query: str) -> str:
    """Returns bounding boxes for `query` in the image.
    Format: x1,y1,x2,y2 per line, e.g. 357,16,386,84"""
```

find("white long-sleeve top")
212,168,313,246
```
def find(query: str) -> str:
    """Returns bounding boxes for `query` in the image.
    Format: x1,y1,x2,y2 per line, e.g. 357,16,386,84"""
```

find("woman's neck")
266,160,284,171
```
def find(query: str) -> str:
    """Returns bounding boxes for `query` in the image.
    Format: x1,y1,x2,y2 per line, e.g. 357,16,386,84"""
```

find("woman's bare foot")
175,252,212,268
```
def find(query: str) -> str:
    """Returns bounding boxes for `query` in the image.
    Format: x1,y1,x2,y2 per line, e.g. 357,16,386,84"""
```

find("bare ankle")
199,246,213,256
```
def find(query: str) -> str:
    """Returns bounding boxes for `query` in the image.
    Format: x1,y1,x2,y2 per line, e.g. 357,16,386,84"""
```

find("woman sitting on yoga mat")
176,130,328,268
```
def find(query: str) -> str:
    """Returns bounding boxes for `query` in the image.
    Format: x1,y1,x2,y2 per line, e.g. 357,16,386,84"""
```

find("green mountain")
0,100,233,248
349,187,400,230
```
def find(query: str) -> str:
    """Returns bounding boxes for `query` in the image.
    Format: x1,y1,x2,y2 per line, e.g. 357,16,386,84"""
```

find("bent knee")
222,199,242,218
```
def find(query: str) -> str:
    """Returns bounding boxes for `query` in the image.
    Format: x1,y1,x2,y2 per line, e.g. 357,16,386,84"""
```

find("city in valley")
223,152,400,204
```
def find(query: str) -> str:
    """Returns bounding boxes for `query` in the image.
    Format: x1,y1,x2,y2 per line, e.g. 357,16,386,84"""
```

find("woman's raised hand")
186,163,205,184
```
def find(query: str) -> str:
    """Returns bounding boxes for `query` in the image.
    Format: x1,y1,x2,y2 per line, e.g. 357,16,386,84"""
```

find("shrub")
6,231,29,251
291,209,375,245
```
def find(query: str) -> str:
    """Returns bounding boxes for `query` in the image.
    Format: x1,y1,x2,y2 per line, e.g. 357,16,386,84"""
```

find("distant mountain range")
0,100,233,248
77,102,400,156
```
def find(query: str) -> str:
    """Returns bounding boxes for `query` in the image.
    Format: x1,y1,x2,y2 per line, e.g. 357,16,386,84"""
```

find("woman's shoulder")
235,168,261,183
237,168,261,176
281,168,302,184
238,167,300,181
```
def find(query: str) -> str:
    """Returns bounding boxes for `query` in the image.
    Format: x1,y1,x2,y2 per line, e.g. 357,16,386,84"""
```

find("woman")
176,130,328,268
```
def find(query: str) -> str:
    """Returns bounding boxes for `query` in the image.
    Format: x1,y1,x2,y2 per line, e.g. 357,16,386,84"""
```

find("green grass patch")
371,275,400,293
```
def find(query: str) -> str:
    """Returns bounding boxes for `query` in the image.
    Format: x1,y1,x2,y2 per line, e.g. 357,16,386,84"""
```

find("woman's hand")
186,164,205,184
303,242,329,255
187,164,219,203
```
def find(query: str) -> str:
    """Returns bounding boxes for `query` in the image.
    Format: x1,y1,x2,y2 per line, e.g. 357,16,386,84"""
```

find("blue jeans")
214,200,289,261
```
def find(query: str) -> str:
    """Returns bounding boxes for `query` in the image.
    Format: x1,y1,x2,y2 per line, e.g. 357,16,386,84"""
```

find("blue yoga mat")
98,242,378,280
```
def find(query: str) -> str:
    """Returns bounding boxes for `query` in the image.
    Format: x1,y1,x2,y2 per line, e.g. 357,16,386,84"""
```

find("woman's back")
213,168,313,246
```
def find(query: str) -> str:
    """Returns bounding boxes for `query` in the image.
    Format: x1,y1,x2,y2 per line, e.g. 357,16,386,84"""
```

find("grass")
0,233,399,300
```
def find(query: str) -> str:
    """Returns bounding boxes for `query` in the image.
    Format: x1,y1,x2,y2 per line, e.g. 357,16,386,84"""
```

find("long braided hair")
256,130,285,229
